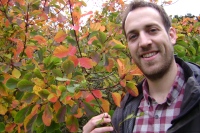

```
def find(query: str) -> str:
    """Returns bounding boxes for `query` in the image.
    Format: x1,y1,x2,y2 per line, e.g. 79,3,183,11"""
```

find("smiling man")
83,1,200,133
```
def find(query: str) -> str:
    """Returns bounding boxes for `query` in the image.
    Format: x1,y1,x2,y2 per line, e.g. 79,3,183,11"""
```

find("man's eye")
149,28,158,33
128,34,137,40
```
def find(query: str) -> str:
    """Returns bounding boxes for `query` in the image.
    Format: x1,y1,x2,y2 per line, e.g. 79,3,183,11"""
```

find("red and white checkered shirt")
133,64,185,133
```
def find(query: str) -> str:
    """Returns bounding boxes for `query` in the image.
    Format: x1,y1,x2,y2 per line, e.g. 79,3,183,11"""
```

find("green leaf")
188,46,196,56
0,82,8,96
46,121,60,133
21,92,37,103
97,31,107,44
174,45,186,57
6,78,19,89
56,106,66,123
14,105,33,123
38,89,50,99
52,69,63,77
17,79,34,92
82,102,98,117
176,40,188,48
62,60,75,75
119,112,135,126
0,122,5,132
35,111,43,126
0,76,4,82
26,114,38,133
43,56,61,69
34,68,43,79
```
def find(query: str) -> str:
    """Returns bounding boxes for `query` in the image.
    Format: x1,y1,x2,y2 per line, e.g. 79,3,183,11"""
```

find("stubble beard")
136,53,174,81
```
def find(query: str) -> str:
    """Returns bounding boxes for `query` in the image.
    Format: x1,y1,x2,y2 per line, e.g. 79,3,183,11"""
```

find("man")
83,0,200,133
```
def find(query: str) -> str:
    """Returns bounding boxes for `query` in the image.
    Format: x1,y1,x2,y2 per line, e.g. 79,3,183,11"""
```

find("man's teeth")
142,52,156,58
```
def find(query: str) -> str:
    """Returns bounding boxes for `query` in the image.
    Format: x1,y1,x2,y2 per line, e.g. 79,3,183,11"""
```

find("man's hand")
83,113,114,133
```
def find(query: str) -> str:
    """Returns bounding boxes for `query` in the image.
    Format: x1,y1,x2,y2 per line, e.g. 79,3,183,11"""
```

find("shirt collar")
142,64,185,106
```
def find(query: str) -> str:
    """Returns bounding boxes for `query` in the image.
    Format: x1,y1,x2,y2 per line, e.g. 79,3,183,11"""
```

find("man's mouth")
142,52,157,58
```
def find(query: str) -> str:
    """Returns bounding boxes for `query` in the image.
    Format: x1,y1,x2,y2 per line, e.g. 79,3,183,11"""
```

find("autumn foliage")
0,0,199,132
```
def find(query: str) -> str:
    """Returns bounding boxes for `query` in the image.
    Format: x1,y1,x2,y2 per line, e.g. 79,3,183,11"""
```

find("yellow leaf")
90,22,101,31
54,31,67,43
0,104,7,115
33,85,42,95
12,68,21,78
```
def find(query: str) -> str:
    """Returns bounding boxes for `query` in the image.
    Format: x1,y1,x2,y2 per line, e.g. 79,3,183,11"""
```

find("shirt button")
155,115,159,119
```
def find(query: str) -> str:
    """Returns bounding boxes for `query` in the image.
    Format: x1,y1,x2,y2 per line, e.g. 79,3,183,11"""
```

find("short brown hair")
122,0,171,36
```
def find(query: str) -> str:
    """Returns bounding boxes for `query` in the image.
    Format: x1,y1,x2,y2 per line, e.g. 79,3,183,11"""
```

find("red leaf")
42,104,53,126
78,57,97,69
112,92,121,107
68,45,77,56
81,11,93,17
54,31,67,43
5,123,16,132
85,90,102,102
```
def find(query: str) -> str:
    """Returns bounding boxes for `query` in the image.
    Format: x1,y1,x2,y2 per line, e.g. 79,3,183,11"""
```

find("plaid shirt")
133,64,185,133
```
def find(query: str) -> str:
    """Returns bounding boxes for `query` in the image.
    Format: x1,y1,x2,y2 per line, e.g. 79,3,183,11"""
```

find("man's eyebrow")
126,29,137,36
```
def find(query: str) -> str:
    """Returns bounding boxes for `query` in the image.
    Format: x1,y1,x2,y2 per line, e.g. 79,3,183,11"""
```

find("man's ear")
169,27,177,46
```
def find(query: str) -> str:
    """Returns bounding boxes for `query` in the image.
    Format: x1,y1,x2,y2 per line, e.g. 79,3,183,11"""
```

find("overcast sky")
83,0,200,16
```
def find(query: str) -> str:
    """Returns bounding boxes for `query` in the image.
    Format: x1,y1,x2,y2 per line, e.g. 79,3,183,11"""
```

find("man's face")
125,7,176,80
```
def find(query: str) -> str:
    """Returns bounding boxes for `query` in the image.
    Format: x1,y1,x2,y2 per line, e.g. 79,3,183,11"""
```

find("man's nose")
138,32,152,47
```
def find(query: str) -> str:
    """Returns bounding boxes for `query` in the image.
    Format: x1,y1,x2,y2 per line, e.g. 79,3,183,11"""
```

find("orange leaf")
33,35,47,45
74,91,82,99
125,81,139,97
53,45,76,58
88,36,97,45
42,104,53,126
14,0,25,5
74,108,83,118
25,46,37,58
68,55,78,67
130,65,143,76
112,92,121,107
78,57,97,69
106,58,114,72
54,31,67,43
9,38,24,57
117,58,131,78
53,101,61,113
100,98,110,112
47,93,58,103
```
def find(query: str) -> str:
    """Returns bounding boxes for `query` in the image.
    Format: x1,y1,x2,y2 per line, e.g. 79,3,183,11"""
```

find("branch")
68,0,82,58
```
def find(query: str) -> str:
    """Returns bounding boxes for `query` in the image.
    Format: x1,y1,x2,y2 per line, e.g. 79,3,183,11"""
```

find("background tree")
0,0,199,132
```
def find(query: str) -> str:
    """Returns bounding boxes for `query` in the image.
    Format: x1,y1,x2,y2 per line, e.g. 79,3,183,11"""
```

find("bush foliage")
0,0,199,132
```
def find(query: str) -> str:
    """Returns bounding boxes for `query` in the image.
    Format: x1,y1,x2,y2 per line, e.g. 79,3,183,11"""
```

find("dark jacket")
112,57,200,133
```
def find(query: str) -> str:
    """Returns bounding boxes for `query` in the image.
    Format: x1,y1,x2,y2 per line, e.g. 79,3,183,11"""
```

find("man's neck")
146,61,178,104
